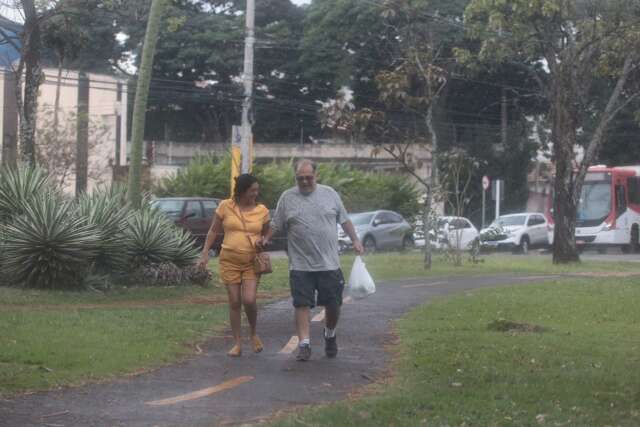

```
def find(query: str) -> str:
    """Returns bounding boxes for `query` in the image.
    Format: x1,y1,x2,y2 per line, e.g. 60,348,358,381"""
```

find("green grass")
271,277,640,426
0,305,227,396
0,252,637,398
340,251,640,281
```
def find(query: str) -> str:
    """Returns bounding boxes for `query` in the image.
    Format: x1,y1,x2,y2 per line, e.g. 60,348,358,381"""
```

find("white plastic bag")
347,256,375,299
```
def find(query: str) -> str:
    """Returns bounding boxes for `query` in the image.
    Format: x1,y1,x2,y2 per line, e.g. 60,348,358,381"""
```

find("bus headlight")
601,222,614,232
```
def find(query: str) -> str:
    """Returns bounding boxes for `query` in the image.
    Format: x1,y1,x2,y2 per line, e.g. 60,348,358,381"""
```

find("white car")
480,213,550,254
413,216,479,250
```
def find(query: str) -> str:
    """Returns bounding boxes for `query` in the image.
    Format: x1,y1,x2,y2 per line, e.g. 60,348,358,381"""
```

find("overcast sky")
291,0,311,5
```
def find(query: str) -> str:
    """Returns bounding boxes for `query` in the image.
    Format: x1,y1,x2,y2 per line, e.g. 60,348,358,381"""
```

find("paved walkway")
0,274,559,427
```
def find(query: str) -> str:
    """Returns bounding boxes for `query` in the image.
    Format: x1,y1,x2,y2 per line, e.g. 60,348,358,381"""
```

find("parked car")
338,210,414,253
435,216,479,250
480,212,550,254
412,216,479,250
151,197,221,248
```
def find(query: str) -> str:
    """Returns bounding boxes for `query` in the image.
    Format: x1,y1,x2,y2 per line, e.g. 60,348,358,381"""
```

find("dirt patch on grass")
488,319,546,333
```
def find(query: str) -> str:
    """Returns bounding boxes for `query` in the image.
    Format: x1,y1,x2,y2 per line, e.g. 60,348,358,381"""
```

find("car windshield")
350,213,375,226
437,218,450,229
491,215,527,227
577,182,611,221
152,200,183,219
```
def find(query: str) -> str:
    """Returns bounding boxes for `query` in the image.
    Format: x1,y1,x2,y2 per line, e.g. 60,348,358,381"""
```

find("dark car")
151,197,221,247
152,198,286,253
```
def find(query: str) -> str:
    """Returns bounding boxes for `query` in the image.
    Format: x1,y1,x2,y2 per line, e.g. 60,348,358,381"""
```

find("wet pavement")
0,274,559,427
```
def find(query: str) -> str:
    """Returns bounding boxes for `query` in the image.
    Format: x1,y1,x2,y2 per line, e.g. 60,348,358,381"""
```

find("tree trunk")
127,0,168,207
423,105,439,269
551,77,580,264
18,0,43,165
75,72,89,196
2,72,18,166
53,57,63,137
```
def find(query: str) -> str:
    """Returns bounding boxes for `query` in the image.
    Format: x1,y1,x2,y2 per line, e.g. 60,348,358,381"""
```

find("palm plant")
0,166,53,222
76,187,131,274
2,193,99,289
125,207,199,268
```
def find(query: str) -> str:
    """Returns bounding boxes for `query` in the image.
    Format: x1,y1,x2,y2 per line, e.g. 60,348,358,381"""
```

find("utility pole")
240,0,255,173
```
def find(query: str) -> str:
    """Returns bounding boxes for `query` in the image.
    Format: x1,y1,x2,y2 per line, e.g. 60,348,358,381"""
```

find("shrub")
154,154,231,199
2,193,99,289
76,187,131,275
0,166,53,222
125,206,199,268
156,157,421,219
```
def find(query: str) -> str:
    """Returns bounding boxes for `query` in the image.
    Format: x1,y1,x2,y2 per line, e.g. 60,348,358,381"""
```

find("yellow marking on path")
401,281,448,289
145,376,254,406
278,336,299,354
311,310,325,322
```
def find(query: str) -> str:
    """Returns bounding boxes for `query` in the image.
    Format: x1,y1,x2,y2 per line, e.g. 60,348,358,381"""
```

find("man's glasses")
295,175,315,182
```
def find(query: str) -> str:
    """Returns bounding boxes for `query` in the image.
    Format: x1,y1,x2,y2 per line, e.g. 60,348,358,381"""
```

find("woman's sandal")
251,335,264,353
227,344,242,357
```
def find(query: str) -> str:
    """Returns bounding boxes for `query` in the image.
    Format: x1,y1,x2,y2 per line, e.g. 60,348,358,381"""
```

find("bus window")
629,177,640,205
616,184,627,217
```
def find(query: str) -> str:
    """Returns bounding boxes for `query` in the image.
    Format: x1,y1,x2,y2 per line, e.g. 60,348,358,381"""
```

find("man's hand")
352,240,364,255
255,237,270,251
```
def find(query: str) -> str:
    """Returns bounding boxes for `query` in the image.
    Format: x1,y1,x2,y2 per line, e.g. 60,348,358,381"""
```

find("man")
264,159,364,361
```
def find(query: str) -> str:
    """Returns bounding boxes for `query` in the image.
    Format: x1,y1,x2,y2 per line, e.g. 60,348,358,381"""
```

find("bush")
154,154,231,199
2,193,99,289
0,166,203,290
125,206,200,268
76,186,131,275
0,166,53,222
155,156,421,219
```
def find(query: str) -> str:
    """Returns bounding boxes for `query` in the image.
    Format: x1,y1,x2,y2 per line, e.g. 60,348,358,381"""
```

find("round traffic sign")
482,175,490,191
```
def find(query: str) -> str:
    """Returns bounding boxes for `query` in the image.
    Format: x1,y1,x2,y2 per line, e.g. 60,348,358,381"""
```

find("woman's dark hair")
233,173,259,201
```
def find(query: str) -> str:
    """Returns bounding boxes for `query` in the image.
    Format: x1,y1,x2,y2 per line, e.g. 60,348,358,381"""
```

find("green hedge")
154,155,421,220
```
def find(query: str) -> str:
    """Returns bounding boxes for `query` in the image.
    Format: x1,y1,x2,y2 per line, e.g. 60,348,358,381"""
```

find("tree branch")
382,146,429,187
577,55,636,191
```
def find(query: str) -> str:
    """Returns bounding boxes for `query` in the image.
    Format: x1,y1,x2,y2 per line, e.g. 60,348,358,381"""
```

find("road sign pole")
495,180,501,221
481,175,490,228
482,188,486,229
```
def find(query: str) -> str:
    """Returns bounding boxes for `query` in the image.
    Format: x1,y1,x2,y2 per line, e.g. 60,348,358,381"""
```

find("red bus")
548,165,640,252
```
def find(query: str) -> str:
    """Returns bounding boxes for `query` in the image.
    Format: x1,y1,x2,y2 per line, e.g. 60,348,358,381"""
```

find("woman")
198,174,271,357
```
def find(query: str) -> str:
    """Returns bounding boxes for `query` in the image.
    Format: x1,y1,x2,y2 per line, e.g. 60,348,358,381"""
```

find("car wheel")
519,236,530,255
401,235,414,251
363,236,377,253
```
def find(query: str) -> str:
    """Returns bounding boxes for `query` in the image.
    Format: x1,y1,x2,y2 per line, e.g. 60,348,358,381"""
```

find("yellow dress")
216,199,269,284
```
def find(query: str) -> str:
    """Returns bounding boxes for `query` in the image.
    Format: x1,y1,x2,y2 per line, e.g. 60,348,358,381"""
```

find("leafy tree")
460,0,640,263
315,0,467,268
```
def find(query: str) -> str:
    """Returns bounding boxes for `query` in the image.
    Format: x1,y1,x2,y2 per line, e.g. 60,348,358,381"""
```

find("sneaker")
324,335,338,358
296,343,311,361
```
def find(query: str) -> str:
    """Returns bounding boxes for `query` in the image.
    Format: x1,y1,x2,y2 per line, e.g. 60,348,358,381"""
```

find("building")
0,15,128,194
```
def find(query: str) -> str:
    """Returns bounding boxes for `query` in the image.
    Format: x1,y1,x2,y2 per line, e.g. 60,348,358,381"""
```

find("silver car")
338,210,414,253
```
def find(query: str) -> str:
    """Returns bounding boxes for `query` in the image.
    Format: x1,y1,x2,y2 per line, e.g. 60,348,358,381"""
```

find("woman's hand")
197,251,210,269
255,237,270,251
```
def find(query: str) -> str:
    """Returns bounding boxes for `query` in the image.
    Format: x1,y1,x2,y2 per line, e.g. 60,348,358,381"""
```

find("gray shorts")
289,269,345,308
